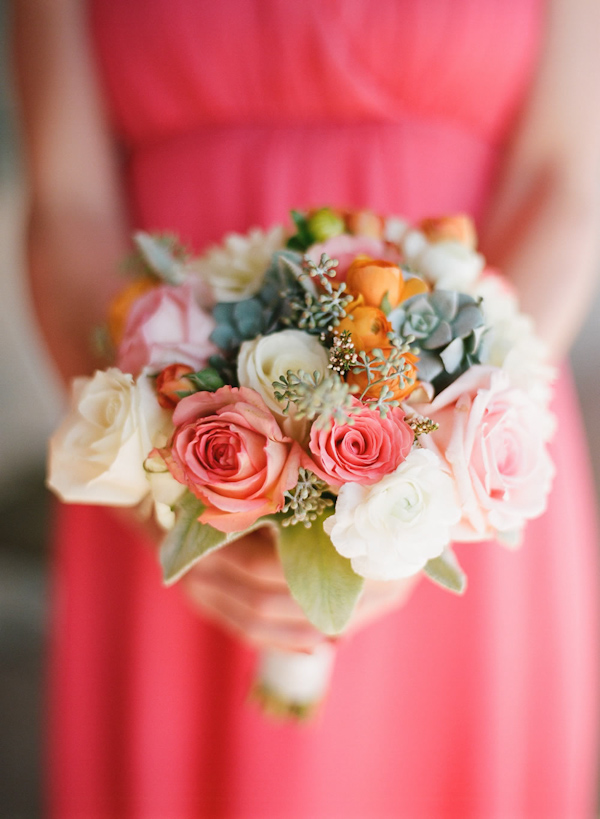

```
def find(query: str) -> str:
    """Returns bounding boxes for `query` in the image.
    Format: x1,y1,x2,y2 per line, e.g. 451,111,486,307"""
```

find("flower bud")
307,208,346,242
344,209,384,238
419,215,477,250
155,363,195,409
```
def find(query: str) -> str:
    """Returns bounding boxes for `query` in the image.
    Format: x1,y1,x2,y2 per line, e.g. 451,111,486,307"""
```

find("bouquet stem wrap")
252,643,336,720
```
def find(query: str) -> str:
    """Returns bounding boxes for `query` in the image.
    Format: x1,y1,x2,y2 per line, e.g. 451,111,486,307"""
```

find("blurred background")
1,3,600,816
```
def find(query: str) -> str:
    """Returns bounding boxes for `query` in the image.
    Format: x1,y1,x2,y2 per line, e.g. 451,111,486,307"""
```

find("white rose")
48,368,170,506
324,449,461,580
192,225,286,302
237,330,330,437
383,216,410,246
402,229,484,292
474,273,556,431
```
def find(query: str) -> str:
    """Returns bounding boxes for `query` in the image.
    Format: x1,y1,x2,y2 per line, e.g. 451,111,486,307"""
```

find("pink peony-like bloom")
159,386,302,533
307,235,400,282
117,280,217,376
413,365,555,541
308,401,414,487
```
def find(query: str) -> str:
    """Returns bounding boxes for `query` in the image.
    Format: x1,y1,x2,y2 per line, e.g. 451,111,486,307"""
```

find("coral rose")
159,386,302,533
346,257,404,310
308,400,414,486
346,349,419,402
413,366,555,540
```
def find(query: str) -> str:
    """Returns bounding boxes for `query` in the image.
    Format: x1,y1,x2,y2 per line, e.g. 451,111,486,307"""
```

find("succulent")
209,250,304,353
389,290,489,392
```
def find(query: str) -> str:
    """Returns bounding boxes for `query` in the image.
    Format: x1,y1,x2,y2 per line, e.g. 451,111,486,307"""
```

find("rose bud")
344,209,384,238
155,363,195,409
306,207,346,242
419,215,477,250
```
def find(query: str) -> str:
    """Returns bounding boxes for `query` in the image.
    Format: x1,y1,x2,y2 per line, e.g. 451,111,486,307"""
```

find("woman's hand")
179,528,419,653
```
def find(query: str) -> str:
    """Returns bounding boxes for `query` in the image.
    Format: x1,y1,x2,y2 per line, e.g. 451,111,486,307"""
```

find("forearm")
480,168,600,360
26,202,128,383
13,0,129,383
478,0,600,361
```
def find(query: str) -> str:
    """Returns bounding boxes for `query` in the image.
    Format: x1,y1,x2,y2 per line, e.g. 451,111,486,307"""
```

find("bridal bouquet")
47,207,556,717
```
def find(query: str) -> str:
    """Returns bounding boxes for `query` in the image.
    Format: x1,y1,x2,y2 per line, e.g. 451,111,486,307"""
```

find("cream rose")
48,368,170,506
192,226,286,302
324,449,461,580
237,330,330,437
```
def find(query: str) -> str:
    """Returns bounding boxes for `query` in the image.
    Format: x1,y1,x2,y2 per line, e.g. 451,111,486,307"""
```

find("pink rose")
308,401,414,486
413,366,554,540
117,280,217,376
307,236,400,282
160,386,301,532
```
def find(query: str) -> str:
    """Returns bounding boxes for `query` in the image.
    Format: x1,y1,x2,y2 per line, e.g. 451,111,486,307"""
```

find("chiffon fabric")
48,1,599,816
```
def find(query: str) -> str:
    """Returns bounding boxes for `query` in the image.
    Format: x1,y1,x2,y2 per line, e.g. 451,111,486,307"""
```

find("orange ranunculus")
344,209,384,238
399,276,429,302
419,215,477,250
346,349,419,402
346,257,404,310
155,363,195,410
107,277,158,346
337,305,391,351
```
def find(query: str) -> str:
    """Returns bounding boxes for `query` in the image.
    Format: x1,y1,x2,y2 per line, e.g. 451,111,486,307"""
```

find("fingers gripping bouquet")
48,208,556,718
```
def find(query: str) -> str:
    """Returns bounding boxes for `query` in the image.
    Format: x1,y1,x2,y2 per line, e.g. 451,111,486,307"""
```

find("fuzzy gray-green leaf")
424,548,467,594
160,493,278,584
133,232,185,285
277,511,364,634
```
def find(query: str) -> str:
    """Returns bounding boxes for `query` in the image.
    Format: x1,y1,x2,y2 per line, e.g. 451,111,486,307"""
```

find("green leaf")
133,232,185,285
160,493,278,584
424,548,467,594
276,511,364,635
380,291,392,316
185,367,225,392
286,209,314,251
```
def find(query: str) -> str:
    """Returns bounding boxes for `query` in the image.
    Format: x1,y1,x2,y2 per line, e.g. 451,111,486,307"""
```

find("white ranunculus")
237,330,330,437
324,449,461,580
402,229,484,292
192,225,286,302
48,368,170,506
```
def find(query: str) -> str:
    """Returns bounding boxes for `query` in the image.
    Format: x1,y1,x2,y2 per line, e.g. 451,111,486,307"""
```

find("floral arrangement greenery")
47,207,556,716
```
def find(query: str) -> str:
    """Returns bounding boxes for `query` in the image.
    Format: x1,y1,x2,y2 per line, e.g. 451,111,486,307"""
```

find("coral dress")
48,1,599,817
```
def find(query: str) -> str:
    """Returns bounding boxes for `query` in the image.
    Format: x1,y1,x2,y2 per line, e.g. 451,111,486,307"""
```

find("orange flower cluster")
338,254,425,402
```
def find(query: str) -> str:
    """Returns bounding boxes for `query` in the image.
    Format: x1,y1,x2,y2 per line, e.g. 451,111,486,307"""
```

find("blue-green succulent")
389,290,489,392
